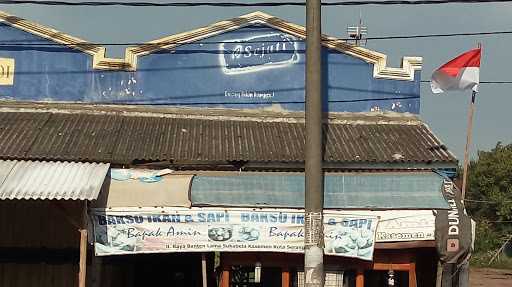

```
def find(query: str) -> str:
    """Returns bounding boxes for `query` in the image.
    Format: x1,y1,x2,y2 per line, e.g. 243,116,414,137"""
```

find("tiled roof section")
0,111,456,165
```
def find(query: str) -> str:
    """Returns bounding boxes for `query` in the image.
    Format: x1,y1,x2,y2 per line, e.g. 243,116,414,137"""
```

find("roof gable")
0,10,422,113
0,10,421,80
132,11,421,81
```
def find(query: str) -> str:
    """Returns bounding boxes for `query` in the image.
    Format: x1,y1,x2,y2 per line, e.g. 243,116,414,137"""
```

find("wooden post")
408,262,417,287
355,269,364,287
202,253,208,287
282,267,290,287
78,201,88,287
461,90,477,201
435,261,443,287
220,265,230,287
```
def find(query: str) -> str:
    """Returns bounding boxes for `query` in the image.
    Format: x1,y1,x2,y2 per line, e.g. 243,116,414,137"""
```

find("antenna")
347,11,368,46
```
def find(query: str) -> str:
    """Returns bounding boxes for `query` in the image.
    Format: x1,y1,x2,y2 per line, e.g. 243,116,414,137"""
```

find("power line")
367,30,512,40
88,96,420,106
1,0,512,7
0,21,510,84
421,80,512,84
465,198,512,204
0,30,511,47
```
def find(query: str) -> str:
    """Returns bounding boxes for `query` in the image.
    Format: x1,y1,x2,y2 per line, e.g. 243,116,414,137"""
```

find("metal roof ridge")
0,103,422,125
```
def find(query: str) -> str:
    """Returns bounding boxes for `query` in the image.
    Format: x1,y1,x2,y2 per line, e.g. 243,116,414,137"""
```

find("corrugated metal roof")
0,111,50,158
0,160,110,200
190,172,450,209
0,160,16,185
0,110,456,166
27,113,123,162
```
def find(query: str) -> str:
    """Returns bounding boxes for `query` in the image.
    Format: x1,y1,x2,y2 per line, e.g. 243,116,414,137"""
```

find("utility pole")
304,0,324,286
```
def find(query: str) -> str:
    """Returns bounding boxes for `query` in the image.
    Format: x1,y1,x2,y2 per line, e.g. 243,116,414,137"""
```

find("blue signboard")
0,13,421,113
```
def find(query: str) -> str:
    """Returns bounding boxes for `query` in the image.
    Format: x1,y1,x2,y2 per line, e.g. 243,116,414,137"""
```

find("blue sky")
1,1,511,161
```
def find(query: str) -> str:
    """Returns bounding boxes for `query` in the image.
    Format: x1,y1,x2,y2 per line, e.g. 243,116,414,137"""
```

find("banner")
435,179,473,264
91,208,378,260
373,210,435,242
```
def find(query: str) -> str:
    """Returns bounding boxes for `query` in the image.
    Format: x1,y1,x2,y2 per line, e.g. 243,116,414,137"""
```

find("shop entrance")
219,252,423,287
227,265,355,287
100,253,207,287
231,266,282,287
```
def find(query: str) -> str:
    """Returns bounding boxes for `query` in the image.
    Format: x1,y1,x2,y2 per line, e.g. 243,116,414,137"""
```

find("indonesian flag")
431,48,481,94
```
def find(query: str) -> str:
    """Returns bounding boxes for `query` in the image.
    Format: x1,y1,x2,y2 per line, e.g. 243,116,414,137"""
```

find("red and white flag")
431,48,481,94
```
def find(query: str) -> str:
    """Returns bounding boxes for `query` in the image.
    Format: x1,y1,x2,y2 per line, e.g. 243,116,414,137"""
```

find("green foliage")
473,220,503,252
471,251,512,269
470,221,511,268
465,142,512,268
467,142,512,223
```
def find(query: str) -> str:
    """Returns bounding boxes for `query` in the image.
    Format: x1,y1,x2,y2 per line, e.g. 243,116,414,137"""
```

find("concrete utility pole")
304,0,324,286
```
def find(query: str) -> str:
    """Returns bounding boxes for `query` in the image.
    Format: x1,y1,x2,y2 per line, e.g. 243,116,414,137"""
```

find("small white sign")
0,58,14,85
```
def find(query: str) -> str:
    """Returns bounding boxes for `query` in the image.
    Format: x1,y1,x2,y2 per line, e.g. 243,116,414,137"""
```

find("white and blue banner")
91,208,379,260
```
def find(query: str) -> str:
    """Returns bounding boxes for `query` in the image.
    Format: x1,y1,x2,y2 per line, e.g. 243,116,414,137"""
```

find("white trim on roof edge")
0,10,422,80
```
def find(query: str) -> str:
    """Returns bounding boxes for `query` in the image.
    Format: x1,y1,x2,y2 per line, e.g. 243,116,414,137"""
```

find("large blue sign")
0,14,421,113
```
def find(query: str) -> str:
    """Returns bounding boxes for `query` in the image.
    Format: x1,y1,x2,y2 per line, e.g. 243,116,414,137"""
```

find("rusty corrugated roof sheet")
0,160,110,200
0,110,456,166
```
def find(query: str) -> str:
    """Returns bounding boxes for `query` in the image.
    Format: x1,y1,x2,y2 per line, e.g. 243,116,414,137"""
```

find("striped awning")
0,160,110,200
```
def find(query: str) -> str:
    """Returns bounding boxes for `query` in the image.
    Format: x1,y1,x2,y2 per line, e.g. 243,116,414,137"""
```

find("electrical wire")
0,30,511,46
465,198,512,204
420,80,512,84
367,30,512,40
0,14,510,83
87,96,420,106
1,0,512,6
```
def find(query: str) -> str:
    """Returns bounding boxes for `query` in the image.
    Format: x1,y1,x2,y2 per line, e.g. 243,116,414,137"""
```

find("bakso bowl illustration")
326,227,374,256
238,226,260,241
208,227,233,241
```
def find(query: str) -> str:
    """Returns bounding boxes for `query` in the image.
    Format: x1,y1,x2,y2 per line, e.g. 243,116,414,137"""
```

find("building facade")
0,10,470,287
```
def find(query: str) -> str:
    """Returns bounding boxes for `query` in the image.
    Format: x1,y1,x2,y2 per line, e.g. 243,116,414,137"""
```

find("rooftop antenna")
347,11,368,46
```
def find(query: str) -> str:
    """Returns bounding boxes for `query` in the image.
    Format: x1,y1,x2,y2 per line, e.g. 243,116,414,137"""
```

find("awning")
93,169,192,208
191,172,450,209
0,160,110,200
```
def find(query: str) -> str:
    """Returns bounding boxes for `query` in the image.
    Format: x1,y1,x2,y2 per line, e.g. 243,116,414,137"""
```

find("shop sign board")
91,208,379,260
372,210,435,242
0,58,14,86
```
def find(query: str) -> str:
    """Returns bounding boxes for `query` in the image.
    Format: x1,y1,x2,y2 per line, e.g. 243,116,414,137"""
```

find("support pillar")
78,201,88,287
282,267,290,287
356,269,364,287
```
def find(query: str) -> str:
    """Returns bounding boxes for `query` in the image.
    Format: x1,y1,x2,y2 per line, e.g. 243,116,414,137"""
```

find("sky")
1,1,511,161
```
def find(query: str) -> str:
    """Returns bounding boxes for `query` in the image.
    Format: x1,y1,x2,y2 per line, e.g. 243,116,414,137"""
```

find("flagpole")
461,90,477,201
461,42,481,202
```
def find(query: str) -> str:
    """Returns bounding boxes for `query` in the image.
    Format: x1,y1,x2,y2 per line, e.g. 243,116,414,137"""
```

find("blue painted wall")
0,23,93,102
0,23,420,113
